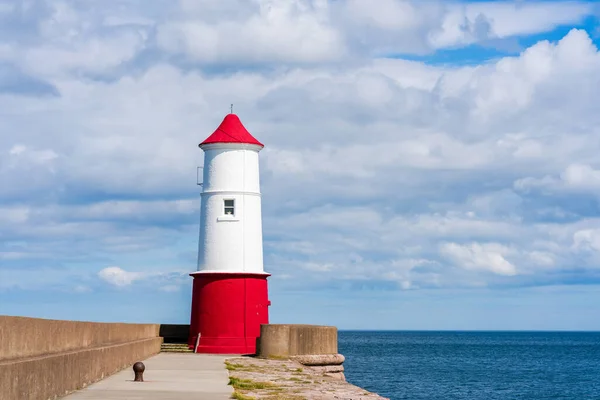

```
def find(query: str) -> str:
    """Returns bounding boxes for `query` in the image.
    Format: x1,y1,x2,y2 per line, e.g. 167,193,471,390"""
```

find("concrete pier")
63,353,232,400
0,316,163,400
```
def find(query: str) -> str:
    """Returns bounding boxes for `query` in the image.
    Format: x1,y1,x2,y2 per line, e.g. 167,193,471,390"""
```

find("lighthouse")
188,112,270,354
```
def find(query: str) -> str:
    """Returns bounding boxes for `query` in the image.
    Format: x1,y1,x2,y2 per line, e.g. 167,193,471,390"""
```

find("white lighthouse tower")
188,112,270,354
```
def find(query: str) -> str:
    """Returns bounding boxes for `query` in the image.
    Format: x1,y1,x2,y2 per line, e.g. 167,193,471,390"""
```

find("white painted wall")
196,143,265,274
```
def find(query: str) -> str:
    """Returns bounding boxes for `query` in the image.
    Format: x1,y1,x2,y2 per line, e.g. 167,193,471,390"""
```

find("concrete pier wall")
257,324,345,380
0,316,162,400
257,324,338,357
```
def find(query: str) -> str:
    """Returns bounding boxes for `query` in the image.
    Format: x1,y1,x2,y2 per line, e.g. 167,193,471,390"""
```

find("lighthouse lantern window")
224,199,235,216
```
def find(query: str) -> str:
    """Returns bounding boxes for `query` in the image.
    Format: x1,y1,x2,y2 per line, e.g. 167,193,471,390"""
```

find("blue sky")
2,0,600,330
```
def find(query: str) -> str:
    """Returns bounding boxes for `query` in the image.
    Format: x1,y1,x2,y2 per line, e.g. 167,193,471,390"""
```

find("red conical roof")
199,114,263,147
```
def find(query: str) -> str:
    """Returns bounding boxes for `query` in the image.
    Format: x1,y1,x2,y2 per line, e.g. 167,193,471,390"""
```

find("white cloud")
9,145,26,155
515,164,600,194
342,0,423,32
440,242,518,276
573,229,600,252
465,1,593,38
429,1,593,49
1,1,600,298
60,199,198,221
302,262,334,272
527,251,556,268
98,267,144,287
156,2,345,64
7,145,58,165
149,0,596,64
96,267,189,290
23,31,147,77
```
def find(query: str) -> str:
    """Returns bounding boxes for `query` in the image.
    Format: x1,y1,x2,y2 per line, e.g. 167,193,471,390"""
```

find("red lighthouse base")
188,272,270,354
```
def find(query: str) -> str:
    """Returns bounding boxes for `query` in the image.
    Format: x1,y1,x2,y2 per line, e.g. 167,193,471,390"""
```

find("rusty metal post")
133,361,145,382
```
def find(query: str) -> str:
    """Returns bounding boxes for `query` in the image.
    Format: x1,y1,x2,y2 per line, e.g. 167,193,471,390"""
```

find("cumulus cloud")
157,1,345,64
428,1,593,49
1,0,600,301
98,267,144,287
573,229,600,252
515,164,600,194
152,0,595,64
96,266,191,290
440,242,517,276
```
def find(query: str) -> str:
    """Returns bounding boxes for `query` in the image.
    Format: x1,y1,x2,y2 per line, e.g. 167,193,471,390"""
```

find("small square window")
224,199,235,216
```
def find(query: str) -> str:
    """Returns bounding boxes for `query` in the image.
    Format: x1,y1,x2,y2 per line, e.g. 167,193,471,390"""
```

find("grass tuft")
225,362,247,371
231,391,256,400
266,354,289,360
229,377,277,390
225,361,267,372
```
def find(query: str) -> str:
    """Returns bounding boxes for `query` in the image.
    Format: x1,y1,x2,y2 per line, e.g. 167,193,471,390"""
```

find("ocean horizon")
339,330,600,400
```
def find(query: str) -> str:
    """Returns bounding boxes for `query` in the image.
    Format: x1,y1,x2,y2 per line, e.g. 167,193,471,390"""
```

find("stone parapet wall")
0,316,162,400
257,324,345,380
0,316,160,362
257,324,338,357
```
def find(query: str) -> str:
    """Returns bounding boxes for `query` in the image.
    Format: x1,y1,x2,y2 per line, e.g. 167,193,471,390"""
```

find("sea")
339,331,600,400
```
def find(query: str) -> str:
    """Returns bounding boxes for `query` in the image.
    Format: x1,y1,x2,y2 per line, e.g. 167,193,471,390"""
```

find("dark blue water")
339,331,600,400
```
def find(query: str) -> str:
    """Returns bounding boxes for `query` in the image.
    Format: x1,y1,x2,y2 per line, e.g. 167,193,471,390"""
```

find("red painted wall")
188,273,270,354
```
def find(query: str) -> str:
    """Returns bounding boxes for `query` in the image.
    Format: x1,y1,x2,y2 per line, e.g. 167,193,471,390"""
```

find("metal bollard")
133,362,145,382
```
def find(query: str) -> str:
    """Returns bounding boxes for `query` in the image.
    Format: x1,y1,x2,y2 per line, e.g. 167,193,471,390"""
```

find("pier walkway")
63,353,233,399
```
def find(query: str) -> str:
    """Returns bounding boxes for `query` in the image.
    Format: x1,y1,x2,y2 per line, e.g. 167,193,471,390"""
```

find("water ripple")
339,331,600,400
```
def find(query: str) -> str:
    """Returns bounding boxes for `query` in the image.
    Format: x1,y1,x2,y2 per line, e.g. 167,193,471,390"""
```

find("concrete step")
161,349,193,353
161,343,193,353
162,349,193,353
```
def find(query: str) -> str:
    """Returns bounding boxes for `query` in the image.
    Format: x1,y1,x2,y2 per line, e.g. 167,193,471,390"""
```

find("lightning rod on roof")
230,104,233,114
